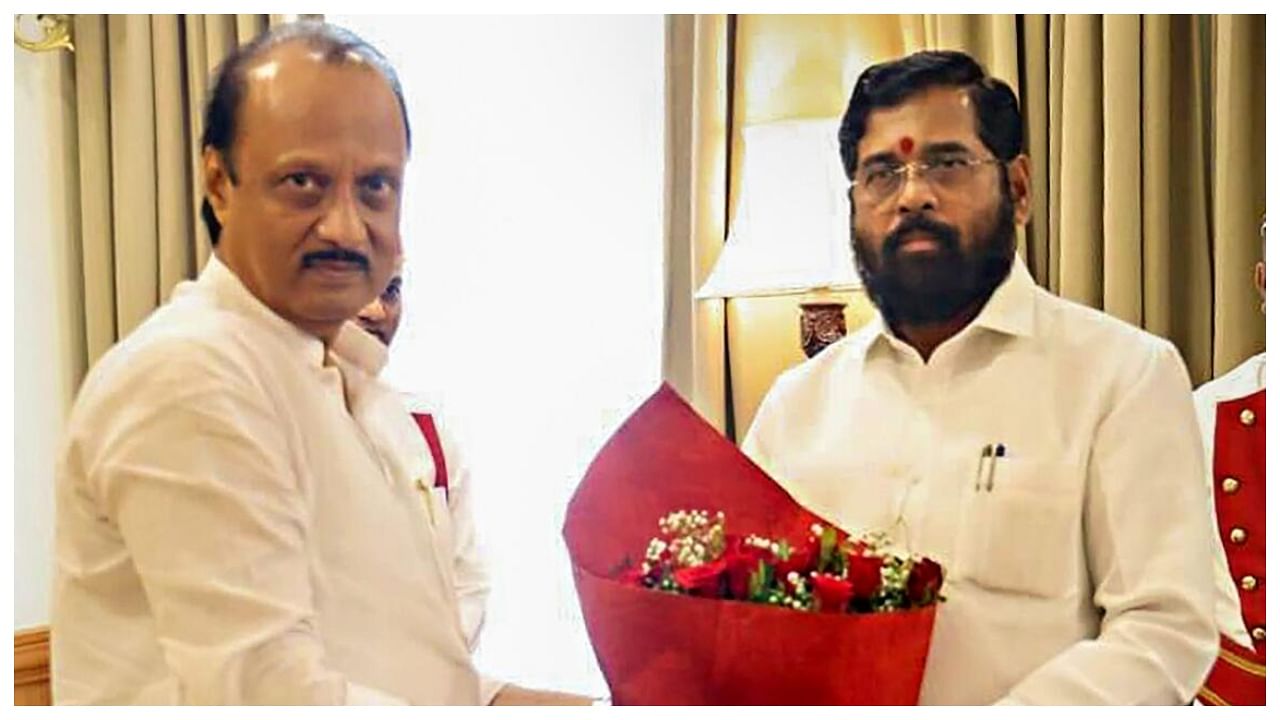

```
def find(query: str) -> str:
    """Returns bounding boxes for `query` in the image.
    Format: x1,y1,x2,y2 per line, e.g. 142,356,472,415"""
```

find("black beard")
852,195,1016,327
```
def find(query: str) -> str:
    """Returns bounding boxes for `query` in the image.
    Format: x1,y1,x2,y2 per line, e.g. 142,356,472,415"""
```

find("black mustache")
302,248,370,271
883,215,960,256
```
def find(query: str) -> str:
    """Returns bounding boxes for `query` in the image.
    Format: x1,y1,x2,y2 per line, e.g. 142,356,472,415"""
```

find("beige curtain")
661,15,732,432
901,14,1266,382
69,14,305,372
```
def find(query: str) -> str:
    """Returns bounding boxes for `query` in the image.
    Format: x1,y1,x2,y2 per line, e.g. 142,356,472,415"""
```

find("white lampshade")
696,118,861,299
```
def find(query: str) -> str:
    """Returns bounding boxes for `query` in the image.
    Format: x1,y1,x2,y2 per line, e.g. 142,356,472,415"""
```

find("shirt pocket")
427,487,454,545
952,456,1083,599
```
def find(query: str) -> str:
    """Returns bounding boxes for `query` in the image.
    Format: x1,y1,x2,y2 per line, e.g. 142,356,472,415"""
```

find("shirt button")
1222,477,1241,494
1229,527,1248,544
1240,575,1258,591
1251,626,1266,643
1240,408,1256,426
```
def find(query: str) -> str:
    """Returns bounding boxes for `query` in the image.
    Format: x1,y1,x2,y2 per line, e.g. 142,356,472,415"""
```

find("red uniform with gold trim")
1193,353,1265,706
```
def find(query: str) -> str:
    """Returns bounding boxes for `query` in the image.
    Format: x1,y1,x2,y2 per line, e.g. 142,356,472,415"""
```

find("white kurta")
399,392,503,702
1192,351,1265,650
742,257,1218,705
52,256,482,705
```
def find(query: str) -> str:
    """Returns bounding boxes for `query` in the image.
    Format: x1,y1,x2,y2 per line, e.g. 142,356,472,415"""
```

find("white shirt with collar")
52,255,482,705
397,391,503,701
742,256,1218,705
1192,351,1265,650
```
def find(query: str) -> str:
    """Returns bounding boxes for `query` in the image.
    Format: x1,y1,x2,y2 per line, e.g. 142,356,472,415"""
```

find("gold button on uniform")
1251,626,1266,643
1240,575,1258,591
1240,408,1256,426
1222,477,1241,494
1229,527,1247,544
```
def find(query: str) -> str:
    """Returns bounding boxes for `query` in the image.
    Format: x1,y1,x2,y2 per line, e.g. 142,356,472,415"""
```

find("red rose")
811,573,854,613
618,565,647,586
619,559,666,587
907,557,943,605
776,538,817,579
674,558,727,596
723,539,769,599
846,552,883,599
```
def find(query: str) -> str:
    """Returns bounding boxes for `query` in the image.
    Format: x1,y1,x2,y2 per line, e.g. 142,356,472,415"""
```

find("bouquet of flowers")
564,385,942,705
622,510,943,615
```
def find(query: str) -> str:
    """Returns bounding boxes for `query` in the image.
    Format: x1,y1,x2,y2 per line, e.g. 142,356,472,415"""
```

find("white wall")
333,16,665,696
13,47,84,628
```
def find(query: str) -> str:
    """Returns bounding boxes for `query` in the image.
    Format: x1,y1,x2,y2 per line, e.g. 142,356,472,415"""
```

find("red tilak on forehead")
898,136,915,154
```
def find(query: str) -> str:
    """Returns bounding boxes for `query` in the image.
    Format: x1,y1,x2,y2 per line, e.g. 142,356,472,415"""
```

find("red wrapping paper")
564,384,937,705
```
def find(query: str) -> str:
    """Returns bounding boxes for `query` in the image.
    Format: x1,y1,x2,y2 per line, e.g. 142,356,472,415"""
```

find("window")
332,15,665,695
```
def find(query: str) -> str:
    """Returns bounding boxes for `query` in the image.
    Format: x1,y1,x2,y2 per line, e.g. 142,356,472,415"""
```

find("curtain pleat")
68,14,284,374
661,14,733,432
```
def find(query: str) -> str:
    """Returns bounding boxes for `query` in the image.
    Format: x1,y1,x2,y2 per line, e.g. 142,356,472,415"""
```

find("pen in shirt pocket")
973,444,991,491
984,443,1006,491
973,442,1007,492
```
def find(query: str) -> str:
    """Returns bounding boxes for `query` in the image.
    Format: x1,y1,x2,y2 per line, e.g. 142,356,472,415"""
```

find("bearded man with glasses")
742,50,1217,705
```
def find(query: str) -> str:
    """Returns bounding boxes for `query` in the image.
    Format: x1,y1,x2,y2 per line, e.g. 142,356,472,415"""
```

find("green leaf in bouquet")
775,539,792,562
817,526,839,574
872,587,908,612
748,559,776,603
757,569,775,603
748,560,763,600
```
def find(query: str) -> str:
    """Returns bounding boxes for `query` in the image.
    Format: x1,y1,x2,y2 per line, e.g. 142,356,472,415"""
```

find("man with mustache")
742,50,1217,704
52,21,587,706
355,268,404,346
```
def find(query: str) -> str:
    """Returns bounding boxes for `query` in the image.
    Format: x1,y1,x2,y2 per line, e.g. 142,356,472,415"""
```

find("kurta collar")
866,253,1038,355
199,254,388,375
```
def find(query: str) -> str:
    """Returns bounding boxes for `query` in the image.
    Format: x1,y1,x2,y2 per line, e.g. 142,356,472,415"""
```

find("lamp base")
799,301,847,358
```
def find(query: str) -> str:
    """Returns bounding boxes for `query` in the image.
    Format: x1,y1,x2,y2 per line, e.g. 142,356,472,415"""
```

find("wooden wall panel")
15,627,51,706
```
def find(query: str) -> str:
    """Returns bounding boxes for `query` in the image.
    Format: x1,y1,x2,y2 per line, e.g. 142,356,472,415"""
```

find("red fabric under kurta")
1199,389,1265,705
564,384,936,705
411,412,449,500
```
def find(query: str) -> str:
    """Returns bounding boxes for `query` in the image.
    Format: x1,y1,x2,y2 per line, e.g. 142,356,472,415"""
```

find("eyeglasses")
850,156,1005,207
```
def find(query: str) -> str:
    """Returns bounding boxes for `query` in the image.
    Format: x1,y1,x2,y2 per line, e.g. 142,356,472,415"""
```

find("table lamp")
696,118,860,357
